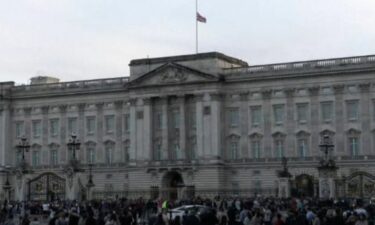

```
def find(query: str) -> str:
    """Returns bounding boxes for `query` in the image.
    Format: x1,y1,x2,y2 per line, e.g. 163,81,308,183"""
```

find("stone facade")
1,52,375,200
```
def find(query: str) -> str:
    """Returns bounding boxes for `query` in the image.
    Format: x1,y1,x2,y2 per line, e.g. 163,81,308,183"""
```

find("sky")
0,0,375,84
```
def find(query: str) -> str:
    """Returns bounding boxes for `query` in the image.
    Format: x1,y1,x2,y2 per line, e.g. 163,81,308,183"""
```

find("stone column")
96,103,104,163
284,88,295,157
23,107,32,164
278,178,291,198
142,98,152,161
359,83,371,155
77,104,85,163
59,105,67,164
240,92,249,158
160,97,169,160
41,106,49,165
195,94,204,159
333,84,345,155
129,99,137,162
209,93,223,159
0,103,12,166
114,101,123,163
309,86,320,156
261,90,272,158
65,172,82,200
177,95,186,159
15,174,28,201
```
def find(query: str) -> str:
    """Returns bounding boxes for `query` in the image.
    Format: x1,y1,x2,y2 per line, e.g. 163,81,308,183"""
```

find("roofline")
129,52,249,67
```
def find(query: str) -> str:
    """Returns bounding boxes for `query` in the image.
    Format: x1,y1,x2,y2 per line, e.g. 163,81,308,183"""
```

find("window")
153,142,162,160
124,114,130,132
105,115,115,133
16,152,22,165
347,100,359,121
297,138,308,158
32,120,42,138
68,118,77,135
274,139,284,158
87,147,96,164
105,146,113,164
273,104,284,125
32,150,40,166
86,116,96,135
250,106,262,127
321,102,333,122
50,149,58,165
229,108,239,127
229,139,239,160
15,121,24,138
252,140,261,159
172,110,180,129
297,103,308,123
50,119,59,137
349,137,359,156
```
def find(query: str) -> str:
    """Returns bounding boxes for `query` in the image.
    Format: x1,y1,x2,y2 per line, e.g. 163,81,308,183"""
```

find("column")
308,86,320,156
284,88,295,157
195,94,204,159
333,84,345,154
142,98,152,161
41,106,49,165
209,93,223,158
262,90,272,158
129,99,137,162
359,83,371,155
96,103,104,163
23,107,32,164
114,101,123,163
177,95,186,159
0,103,11,166
240,92,249,158
59,105,67,164
161,97,169,160
77,104,85,163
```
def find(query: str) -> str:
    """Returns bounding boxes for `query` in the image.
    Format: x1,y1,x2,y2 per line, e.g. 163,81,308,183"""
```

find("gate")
345,172,375,198
28,172,66,201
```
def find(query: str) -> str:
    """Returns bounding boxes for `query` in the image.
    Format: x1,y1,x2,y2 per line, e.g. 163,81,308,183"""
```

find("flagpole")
196,0,198,54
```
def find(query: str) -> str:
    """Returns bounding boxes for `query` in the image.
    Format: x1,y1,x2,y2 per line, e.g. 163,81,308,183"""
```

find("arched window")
104,140,115,165
228,135,240,160
153,139,162,161
85,141,96,164
49,143,59,166
123,140,130,162
31,144,41,167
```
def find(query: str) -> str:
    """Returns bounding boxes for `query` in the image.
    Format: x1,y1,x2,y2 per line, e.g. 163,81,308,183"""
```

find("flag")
196,12,207,23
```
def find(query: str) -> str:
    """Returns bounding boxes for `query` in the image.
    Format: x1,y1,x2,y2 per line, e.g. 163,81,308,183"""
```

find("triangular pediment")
128,63,221,87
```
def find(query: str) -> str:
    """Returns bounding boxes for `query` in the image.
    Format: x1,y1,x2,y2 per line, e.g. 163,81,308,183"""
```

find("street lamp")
86,163,95,200
16,136,31,173
319,134,336,168
3,165,12,201
67,133,81,161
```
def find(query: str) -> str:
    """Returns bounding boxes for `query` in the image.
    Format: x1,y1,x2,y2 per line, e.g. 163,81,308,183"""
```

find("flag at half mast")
196,12,207,23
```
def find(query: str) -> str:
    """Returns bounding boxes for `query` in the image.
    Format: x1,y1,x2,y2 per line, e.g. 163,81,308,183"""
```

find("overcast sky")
1,0,375,84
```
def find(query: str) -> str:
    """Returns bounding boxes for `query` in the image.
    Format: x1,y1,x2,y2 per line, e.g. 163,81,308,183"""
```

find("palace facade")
1,52,375,201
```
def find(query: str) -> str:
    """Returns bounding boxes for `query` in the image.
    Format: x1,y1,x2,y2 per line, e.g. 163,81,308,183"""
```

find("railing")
224,55,375,75
12,77,129,92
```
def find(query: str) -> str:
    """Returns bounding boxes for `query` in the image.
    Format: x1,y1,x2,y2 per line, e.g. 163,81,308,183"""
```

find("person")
105,214,118,225
273,214,285,225
30,217,41,225
154,213,166,225
21,214,31,225
356,214,369,225
85,212,97,225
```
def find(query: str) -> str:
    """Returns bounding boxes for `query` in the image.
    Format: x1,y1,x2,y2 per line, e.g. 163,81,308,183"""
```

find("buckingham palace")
1,52,375,201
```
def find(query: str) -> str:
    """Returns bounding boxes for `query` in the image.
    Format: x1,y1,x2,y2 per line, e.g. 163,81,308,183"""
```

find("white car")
169,205,209,220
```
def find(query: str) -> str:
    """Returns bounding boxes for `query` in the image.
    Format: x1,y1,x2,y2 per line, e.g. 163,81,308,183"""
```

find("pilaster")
114,101,123,163
77,103,85,163
59,105,68,165
209,93,223,159
142,98,152,161
195,94,204,159
284,88,295,157
129,99,137,162
333,84,345,154
239,92,249,158
261,89,272,158
359,83,371,155
96,103,104,163
41,106,49,165
308,86,320,156
177,95,186,160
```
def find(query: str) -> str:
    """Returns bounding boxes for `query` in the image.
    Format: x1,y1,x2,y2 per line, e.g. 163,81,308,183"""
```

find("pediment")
128,63,221,87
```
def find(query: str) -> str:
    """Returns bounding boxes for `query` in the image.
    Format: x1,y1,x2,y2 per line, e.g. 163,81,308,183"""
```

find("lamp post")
318,134,336,168
67,133,81,172
86,163,95,200
16,136,31,173
3,165,12,201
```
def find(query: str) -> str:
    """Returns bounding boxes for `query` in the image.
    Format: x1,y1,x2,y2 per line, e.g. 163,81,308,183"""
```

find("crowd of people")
0,196,374,225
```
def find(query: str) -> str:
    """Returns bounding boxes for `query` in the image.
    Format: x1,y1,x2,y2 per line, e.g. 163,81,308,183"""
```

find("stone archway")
292,174,314,197
161,171,184,200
